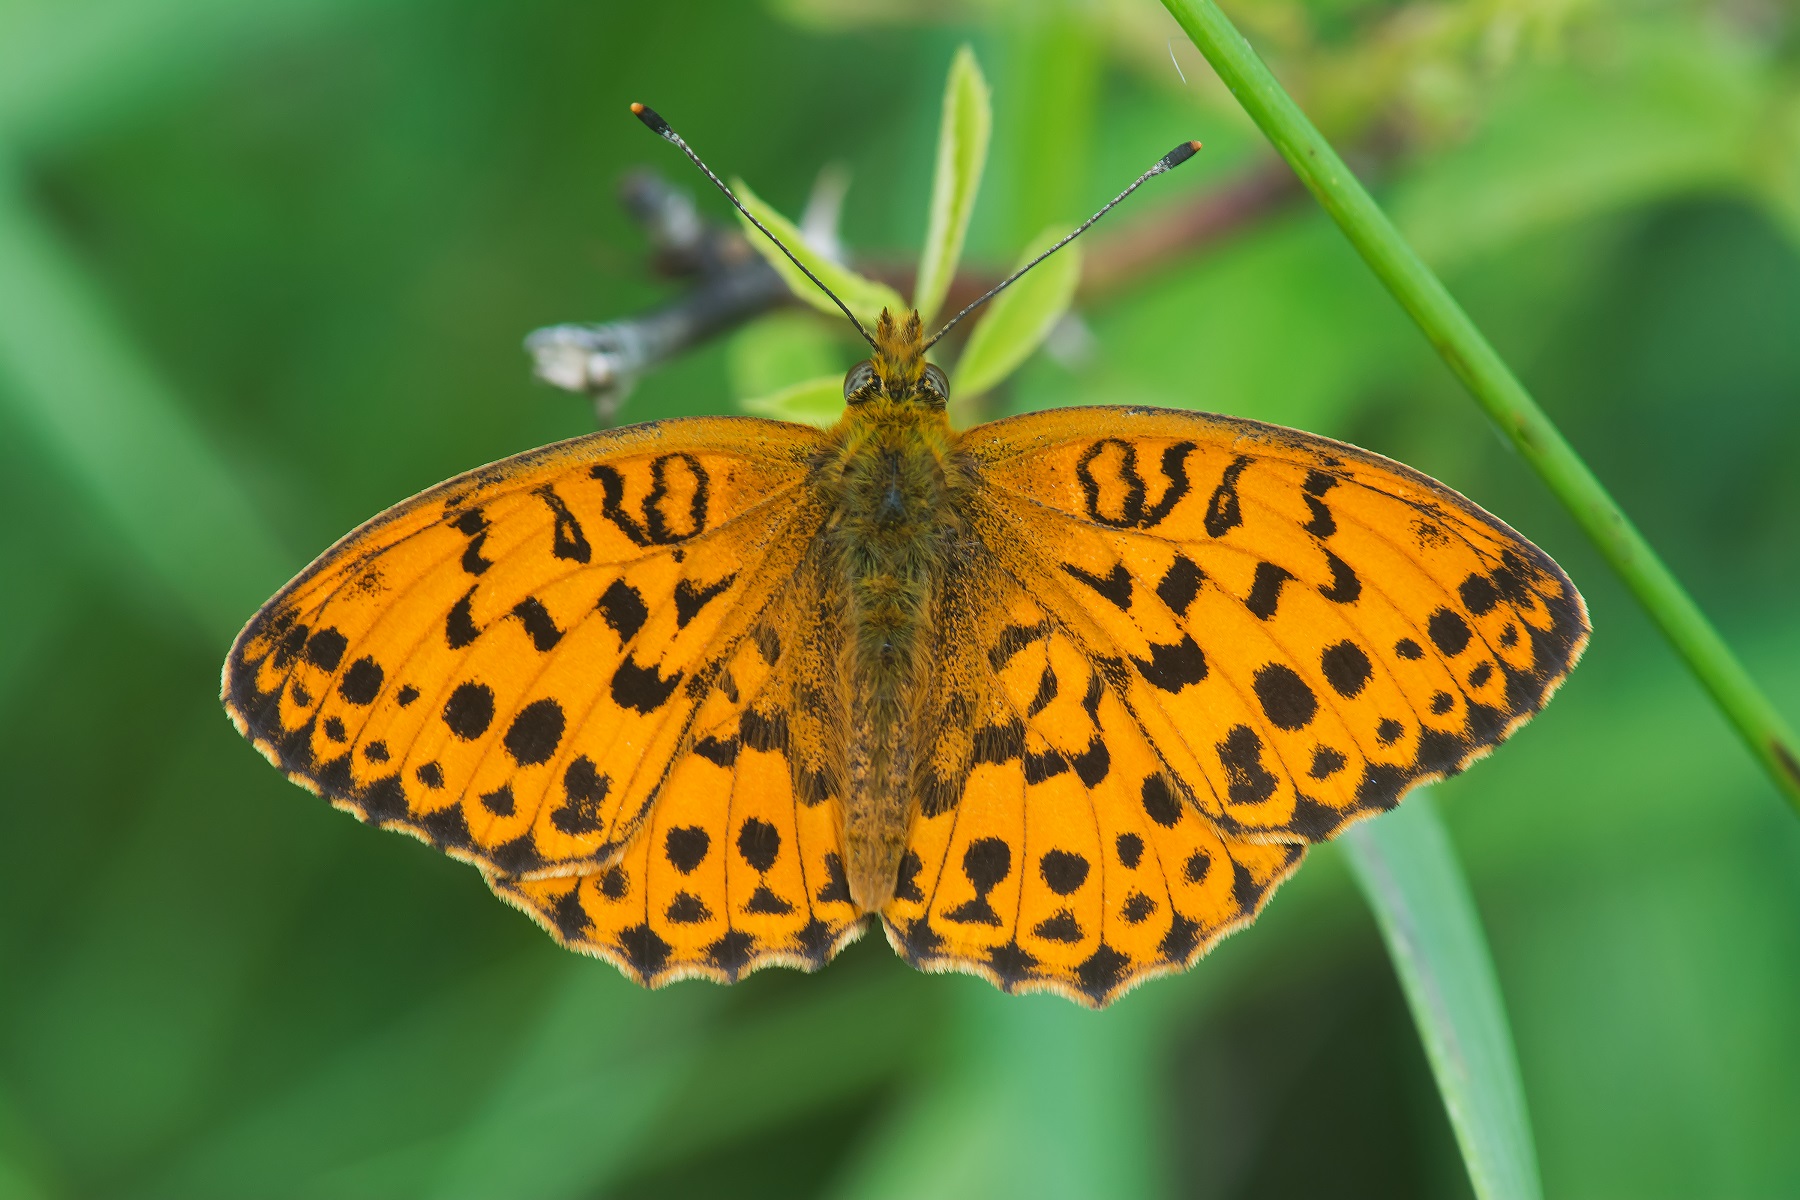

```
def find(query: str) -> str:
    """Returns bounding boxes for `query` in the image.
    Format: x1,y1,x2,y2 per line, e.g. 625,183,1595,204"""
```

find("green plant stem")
1163,0,1800,812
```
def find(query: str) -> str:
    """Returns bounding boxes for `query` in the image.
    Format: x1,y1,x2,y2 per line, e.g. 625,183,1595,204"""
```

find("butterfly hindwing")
883,565,1304,1007
958,406,1590,843
490,559,866,984
223,417,825,879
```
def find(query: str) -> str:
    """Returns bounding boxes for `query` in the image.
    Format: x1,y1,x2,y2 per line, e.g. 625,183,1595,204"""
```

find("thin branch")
525,158,1302,416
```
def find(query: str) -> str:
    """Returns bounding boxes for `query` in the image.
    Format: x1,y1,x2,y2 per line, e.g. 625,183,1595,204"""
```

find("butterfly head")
844,308,948,409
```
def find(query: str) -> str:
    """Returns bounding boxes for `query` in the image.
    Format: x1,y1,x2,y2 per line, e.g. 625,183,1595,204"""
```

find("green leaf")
727,312,845,401
1342,796,1543,1200
913,44,991,327
732,177,904,329
738,374,845,427
949,226,1081,401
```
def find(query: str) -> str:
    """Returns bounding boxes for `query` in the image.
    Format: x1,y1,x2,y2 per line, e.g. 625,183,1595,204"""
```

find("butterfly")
222,106,1587,1008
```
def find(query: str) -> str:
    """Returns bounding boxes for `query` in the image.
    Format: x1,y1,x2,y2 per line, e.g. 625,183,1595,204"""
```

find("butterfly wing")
488,551,867,984
962,406,1589,841
224,417,829,882
883,547,1305,1007
883,405,1587,1006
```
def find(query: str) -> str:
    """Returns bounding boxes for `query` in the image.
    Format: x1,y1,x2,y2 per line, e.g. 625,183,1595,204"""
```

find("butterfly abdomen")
816,398,966,909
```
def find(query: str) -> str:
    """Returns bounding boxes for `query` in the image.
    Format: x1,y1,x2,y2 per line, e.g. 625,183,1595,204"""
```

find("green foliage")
733,178,906,326
1344,798,1541,1200
2,1,1799,1197
913,44,992,327
740,374,847,426
949,224,1082,400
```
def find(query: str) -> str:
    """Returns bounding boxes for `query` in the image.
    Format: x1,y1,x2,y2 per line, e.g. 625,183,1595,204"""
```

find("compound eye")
921,362,950,404
843,361,878,400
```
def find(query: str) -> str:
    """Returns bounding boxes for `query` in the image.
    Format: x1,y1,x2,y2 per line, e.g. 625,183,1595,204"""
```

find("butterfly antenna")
630,103,877,349
923,141,1203,350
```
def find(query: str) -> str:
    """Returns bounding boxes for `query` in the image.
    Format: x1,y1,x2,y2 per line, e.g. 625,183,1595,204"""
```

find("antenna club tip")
630,103,671,136
1159,140,1203,172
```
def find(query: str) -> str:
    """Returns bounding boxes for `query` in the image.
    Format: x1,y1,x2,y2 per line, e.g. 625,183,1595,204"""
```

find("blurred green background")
3,0,1799,1195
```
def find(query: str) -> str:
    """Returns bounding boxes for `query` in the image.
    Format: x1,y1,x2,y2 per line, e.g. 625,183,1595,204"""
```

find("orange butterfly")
223,105,1585,1007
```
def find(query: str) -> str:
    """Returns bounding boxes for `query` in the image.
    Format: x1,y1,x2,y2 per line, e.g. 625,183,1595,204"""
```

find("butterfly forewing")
223,418,823,879
959,407,1589,844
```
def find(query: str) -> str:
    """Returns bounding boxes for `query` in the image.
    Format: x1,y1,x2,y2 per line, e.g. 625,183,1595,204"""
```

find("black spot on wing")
706,930,755,977
305,627,347,672
339,657,384,705
1429,608,1472,656
549,886,590,939
511,598,564,651
535,485,591,563
674,574,737,628
736,817,781,872
1062,562,1133,610
1301,470,1339,538
1253,664,1317,730
446,588,480,649
945,837,1011,927
693,734,740,767
741,708,789,752
596,579,648,643
1071,736,1109,786
1032,911,1084,943
1156,555,1205,617
1140,775,1182,828
611,656,682,714
1076,945,1130,1003
616,924,673,977
1318,549,1361,604
1460,573,1499,615
989,621,1050,671
442,682,495,740
503,698,564,765
1204,455,1250,537
818,853,853,905
1245,562,1295,621
553,756,610,834
1131,635,1207,692
1321,640,1372,698
1218,725,1278,806
1039,850,1090,895
1023,747,1068,785
664,826,711,874
1309,745,1346,779
972,718,1026,766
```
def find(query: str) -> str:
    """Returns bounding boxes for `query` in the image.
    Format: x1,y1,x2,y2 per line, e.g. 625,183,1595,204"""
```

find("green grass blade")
732,177,905,328
913,44,991,328
739,374,845,427
1161,0,1800,812
1342,797,1542,1200
949,225,1080,401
